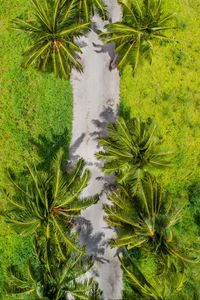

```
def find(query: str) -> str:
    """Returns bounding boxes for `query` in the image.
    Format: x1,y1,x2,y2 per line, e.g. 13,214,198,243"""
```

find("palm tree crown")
104,177,192,263
4,149,98,254
101,0,176,72
6,240,98,300
121,254,187,300
13,0,90,78
96,117,171,193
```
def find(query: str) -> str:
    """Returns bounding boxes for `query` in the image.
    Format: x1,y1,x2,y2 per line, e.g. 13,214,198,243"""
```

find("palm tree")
96,117,171,193
101,0,176,72
77,0,107,22
4,149,98,255
121,254,187,300
5,239,100,300
104,177,194,263
12,0,90,78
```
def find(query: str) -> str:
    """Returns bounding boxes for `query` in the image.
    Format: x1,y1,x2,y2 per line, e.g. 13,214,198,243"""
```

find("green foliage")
101,0,176,72
121,254,189,300
104,176,195,265
12,0,90,78
77,0,107,22
119,1,200,296
97,116,171,193
5,239,95,300
0,0,72,297
3,149,98,254
0,222,34,300
120,1,200,194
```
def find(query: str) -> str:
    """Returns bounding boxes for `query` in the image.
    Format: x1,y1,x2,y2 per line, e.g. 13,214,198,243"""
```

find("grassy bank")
120,0,200,193
0,0,72,297
120,0,200,296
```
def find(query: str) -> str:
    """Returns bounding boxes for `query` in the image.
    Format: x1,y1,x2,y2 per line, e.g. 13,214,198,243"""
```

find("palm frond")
12,0,90,78
101,0,176,72
4,148,97,254
96,116,172,189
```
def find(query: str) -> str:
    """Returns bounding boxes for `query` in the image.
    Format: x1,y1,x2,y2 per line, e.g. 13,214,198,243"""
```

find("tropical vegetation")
101,0,176,72
77,0,107,22
121,253,190,300
6,237,102,300
0,0,199,298
96,116,171,192
3,149,98,254
104,175,194,263
0,0,73,296
118,2,200,296
12,0,90,78
98,114,199,297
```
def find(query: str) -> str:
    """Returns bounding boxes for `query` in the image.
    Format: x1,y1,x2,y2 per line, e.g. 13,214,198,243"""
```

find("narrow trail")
70,1,122,299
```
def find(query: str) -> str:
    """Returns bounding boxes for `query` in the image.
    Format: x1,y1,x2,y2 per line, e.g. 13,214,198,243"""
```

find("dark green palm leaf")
5,242,96,300
121,254,187,300
77,0,108,22
104,177,194,264
3,148,98,254
12,0,90,78
96,116,172,191
101,0,176,73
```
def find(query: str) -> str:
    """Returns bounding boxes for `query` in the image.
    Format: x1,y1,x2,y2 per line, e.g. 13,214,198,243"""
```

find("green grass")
0,0,72,297
120,0,200,193
120,0,200,297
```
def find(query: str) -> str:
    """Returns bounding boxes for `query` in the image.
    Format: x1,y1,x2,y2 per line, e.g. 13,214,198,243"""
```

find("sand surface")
70,2,122,299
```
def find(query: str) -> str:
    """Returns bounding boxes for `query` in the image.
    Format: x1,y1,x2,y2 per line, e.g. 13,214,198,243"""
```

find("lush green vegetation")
6,241,95,299
97,0,200,298
120,0,200,192
98,116,199,298
1,0,199,298
4,149,98,253
117,0,200,297
12,0,90,79
97,117,171,192
0,0,72,297
77,0,107,22
2,148,101,299
102,0,176,72
3,154,102,299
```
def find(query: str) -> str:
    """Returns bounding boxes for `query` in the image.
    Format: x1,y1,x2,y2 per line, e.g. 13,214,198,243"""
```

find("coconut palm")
4,149,98,255
96,117,171,193
12,0,90,78
104,177,194,263
77,0,107,22
5,239,98,300
121,255,186,300
101,0,176,72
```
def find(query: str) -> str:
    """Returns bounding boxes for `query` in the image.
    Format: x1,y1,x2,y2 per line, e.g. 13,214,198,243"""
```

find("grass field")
120,0,200,295
0,0,72,297
120,0,200,193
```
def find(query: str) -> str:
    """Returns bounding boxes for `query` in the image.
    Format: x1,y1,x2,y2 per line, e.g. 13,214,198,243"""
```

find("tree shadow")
91,106,117,140
119,102,131,119
93,42,119,70
29,128,70,172
74,217,109,264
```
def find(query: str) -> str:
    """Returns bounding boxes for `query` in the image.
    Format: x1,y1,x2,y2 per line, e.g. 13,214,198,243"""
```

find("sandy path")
70,2,122,299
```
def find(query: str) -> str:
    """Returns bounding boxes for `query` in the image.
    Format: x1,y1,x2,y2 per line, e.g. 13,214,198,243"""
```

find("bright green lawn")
120,0,200,296
0,0,72,297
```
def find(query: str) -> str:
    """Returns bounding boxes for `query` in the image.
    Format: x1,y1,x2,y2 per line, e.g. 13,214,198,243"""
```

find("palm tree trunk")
70,1,122,299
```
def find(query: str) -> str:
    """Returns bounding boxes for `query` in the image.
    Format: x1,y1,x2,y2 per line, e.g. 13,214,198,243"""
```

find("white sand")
70,2,122,299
